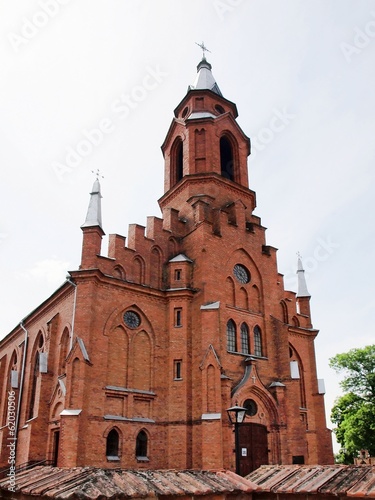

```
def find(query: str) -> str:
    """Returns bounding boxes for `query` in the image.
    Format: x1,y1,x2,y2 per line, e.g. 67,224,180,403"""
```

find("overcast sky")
1,0,374,451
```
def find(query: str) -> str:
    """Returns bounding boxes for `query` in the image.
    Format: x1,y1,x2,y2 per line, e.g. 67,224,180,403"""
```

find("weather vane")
296,251,302,259
91,169,104,180
195,41,211,58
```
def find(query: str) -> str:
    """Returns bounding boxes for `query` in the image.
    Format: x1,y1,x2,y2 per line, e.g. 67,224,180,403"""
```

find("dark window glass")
175,308,182,327
220,136,234,181
28,353,39,419
136,430,148,457
227,320,236,352
174,360,182,380
233,264,250,284
254,326,262,357
176,140,183,182
106,429,119,457
244,398,258,417
240,323,249,354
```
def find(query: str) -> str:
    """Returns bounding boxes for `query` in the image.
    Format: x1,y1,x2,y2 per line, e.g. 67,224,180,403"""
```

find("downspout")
15,322,29,460
66,277,77,350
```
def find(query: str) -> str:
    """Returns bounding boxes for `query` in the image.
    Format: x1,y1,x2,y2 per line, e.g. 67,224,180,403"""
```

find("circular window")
182,106,189,118
244,399,258,417
215,104,225,114
123,311,141,329
233,264,250,284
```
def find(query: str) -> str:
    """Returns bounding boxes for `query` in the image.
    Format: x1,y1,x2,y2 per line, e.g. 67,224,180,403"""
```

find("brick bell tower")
155,55,333,473
159,56,253,229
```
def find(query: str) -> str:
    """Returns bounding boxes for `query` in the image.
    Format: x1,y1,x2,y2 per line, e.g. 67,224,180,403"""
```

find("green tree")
329,345,375,464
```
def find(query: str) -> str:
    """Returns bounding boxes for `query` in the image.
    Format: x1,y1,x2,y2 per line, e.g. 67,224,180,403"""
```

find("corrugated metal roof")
3,464,375,498
0,466,258,499
246,465,375,498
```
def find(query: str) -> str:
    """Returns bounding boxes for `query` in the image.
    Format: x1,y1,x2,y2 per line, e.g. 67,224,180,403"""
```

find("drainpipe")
15,322,29,460
66,277,77,350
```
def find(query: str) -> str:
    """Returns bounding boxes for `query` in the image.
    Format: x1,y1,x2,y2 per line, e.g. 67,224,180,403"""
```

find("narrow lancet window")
227,320,237,352
176,139,183,183
136,430,148,458
106,429,119,458
220,136,234,181
241,323,249,354
254,326,262,357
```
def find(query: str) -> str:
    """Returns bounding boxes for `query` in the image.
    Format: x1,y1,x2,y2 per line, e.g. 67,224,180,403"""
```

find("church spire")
296,255,311,298
80,176,104,269
81,177,103,231
189,44,222,96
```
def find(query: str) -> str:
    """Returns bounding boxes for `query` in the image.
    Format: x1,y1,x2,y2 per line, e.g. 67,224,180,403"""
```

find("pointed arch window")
136,430,148,459
150,247,162,288
280,300,289,324
10,351,18,389
240,323,249,354
220,136,234,181
173,137,183,184
254,326,262,357
289,345,306,408
58,328,70,375
226,320,237,352
106,428,119,458
28,333,45,420
28,351,40,420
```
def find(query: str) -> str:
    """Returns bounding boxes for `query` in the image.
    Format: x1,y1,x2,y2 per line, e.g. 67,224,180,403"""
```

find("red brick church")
0,56,333,475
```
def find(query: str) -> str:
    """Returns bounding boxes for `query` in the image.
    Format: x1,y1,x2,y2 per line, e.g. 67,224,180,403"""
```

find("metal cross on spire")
195,41,211,59
91,169,104,180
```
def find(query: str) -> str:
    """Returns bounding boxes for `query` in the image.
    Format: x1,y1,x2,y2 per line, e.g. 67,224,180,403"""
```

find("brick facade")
0,58,333,474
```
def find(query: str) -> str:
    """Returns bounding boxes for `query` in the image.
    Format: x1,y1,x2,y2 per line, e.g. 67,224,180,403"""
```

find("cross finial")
296,251,302,259
91,169,104,180
195,41,211,59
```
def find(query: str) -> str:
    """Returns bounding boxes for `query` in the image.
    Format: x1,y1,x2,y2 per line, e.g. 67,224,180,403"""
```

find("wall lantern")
227,404,247,475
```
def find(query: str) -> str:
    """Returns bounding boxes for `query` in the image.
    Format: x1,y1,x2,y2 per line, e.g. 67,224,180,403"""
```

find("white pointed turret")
81,179,103,230
189,57,223,96
296,256,311,298
80,178,104,269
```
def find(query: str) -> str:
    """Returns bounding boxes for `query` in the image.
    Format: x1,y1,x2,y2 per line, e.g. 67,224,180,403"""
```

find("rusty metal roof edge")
317,466,374,496
246,465,375,497
294,466,346,494
268,466,314,493
0,466,259,499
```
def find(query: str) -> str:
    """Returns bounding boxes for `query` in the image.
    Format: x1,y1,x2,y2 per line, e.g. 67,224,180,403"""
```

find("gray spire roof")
81,179,103,230
296,257,311,298
189,57,223,96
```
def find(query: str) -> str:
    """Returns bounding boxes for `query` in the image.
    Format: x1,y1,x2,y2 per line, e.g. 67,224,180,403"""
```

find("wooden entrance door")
238,423,268,476
52,431,60,466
